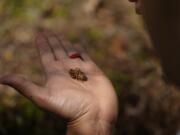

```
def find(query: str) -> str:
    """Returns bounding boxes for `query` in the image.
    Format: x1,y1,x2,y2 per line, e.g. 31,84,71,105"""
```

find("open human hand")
0,31,118,135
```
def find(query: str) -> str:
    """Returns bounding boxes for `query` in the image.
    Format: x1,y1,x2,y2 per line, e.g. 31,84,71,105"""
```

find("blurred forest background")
0,0,180,135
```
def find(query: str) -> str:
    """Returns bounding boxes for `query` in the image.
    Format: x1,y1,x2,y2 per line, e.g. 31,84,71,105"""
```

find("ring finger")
56,35,84,62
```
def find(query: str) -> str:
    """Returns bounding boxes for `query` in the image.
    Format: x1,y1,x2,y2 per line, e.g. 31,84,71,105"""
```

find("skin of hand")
0,31,118,135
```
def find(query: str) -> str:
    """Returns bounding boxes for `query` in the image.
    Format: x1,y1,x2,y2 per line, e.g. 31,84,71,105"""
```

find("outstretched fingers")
44,31,68,60
74,43,93,62
36,33,55,73
57,36,77,57
74,44,103,75
57,36,92,63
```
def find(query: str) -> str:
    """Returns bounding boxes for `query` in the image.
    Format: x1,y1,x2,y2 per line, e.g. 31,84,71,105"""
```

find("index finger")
36,33,55,73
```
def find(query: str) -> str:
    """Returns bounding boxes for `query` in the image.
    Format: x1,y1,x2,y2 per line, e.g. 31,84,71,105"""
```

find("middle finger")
45,32,68,61
57,35,81,60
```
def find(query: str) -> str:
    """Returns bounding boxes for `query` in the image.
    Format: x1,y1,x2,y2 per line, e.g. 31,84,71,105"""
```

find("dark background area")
0,0,179,135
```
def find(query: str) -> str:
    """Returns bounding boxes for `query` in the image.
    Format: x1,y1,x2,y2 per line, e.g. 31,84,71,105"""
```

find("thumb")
0,74,45,103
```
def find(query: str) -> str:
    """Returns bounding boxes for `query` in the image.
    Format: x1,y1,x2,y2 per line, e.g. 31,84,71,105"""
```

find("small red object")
69,53,83,60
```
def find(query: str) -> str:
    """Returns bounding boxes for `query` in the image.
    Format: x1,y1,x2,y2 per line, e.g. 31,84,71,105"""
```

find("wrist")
66,119,115,135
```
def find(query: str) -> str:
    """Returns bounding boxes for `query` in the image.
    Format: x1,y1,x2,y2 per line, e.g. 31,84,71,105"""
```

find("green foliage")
108,71,132,95
54,6,70,19
0,99,66,135
2,0,25,14
86,27,105,42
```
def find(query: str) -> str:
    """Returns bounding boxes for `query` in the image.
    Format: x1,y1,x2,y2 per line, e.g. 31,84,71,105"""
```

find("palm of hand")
0,31,118,128
44,60,118,123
